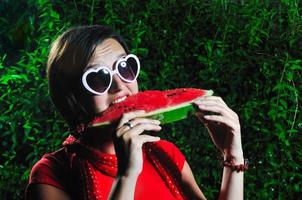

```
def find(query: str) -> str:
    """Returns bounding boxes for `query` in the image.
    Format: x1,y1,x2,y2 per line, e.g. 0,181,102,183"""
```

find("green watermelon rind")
89,89,213,127
146,102,196,124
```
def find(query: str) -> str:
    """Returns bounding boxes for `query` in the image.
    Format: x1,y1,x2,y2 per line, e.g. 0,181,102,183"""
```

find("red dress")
26,139,186,200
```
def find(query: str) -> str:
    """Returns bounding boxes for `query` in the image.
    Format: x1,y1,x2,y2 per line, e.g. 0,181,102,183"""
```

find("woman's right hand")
114,110,161,176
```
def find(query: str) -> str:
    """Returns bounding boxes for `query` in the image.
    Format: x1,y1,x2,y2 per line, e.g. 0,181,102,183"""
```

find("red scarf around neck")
62,135,188,200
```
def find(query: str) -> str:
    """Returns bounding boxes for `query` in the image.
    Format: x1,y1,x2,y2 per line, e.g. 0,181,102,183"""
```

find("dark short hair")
47,25,129,132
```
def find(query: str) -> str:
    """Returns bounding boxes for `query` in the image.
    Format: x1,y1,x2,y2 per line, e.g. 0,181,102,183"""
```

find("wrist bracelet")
223,158,249,172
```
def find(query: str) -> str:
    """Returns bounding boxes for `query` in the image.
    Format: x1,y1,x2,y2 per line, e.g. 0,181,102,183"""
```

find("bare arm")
219,155,244,200
181,161,207,200
109,173,139,200
194,96,244,200
181,156,244,200
26,184,71,200
108,110,161,199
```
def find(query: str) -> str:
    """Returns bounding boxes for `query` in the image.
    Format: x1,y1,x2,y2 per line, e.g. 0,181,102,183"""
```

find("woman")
26,25,246,200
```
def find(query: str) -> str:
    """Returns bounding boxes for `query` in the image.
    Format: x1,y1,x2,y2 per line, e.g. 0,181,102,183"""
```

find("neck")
82,126,116,154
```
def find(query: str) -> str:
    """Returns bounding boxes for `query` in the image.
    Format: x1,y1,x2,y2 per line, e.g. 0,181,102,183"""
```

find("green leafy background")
0,0,301,199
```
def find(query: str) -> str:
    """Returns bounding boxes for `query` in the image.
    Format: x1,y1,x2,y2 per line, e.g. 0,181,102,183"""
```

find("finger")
126,123,162,138
117,118,161,135
197,103,234,119
194,96,240,120
195,100,236,119
201,97,240,120
118,118,160,134
194,99,228,109
194,97,239,122
117,110,146,129
129,118,161,127
204,115,240,132
195,96,228,107
118,123,162,138
129,135,161,149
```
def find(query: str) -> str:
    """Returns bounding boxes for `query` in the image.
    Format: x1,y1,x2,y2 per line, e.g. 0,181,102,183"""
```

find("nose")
108,74,125,94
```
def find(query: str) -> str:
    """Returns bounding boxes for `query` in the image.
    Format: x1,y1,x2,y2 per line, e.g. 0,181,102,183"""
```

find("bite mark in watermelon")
88,88,213,128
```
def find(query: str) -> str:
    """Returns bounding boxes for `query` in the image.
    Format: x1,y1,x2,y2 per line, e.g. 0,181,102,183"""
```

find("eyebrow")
85,53,127,71
116,53,127,60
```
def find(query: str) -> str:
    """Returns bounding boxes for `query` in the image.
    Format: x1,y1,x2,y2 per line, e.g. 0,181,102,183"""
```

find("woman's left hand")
194,96,243,160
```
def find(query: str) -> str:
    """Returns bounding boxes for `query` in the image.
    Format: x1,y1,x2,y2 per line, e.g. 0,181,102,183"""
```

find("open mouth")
111,96,127,105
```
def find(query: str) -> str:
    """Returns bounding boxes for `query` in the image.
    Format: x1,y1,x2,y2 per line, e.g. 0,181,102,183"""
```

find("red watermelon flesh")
88,88,213,127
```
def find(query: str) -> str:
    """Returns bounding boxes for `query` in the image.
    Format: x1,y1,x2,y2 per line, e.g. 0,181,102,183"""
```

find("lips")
111,96,127,104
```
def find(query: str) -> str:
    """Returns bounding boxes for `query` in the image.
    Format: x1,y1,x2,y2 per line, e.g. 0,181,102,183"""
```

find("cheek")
128,81,139,94
92,96,110,113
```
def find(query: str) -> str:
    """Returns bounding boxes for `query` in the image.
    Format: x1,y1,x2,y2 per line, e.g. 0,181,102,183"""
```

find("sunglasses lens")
117,57,139,81
86,68,111,94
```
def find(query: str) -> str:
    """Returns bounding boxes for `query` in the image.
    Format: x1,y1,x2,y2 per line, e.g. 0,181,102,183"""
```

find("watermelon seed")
167,92,177,97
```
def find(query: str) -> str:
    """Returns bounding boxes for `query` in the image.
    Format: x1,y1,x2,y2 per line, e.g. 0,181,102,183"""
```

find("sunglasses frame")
82,54,140,95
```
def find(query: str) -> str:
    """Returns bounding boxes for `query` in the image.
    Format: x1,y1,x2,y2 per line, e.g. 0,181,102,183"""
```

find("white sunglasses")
82,54,140,95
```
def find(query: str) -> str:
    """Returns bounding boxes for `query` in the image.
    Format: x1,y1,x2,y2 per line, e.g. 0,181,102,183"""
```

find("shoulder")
155,140,184,156
28,148,70,190
154,140,186,171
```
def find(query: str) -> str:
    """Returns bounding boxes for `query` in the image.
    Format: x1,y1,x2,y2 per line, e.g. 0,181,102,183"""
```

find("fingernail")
204,115,211,118
154,120,161,124
199,105,206,108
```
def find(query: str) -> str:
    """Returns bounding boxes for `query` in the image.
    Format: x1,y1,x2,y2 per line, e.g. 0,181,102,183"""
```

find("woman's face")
86,38,139,113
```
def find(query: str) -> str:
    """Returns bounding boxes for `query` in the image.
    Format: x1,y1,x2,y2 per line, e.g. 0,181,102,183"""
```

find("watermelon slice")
88,88,213,128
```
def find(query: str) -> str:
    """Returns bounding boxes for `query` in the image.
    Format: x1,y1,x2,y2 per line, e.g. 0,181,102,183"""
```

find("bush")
0,0,301,199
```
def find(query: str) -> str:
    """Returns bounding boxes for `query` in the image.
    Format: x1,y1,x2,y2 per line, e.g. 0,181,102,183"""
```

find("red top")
27,140,186,200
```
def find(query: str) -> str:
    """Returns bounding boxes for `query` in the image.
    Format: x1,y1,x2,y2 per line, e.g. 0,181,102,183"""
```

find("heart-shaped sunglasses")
82,54,140,95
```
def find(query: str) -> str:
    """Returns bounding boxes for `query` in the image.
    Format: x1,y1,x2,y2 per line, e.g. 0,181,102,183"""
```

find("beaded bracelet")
223,158,249,172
